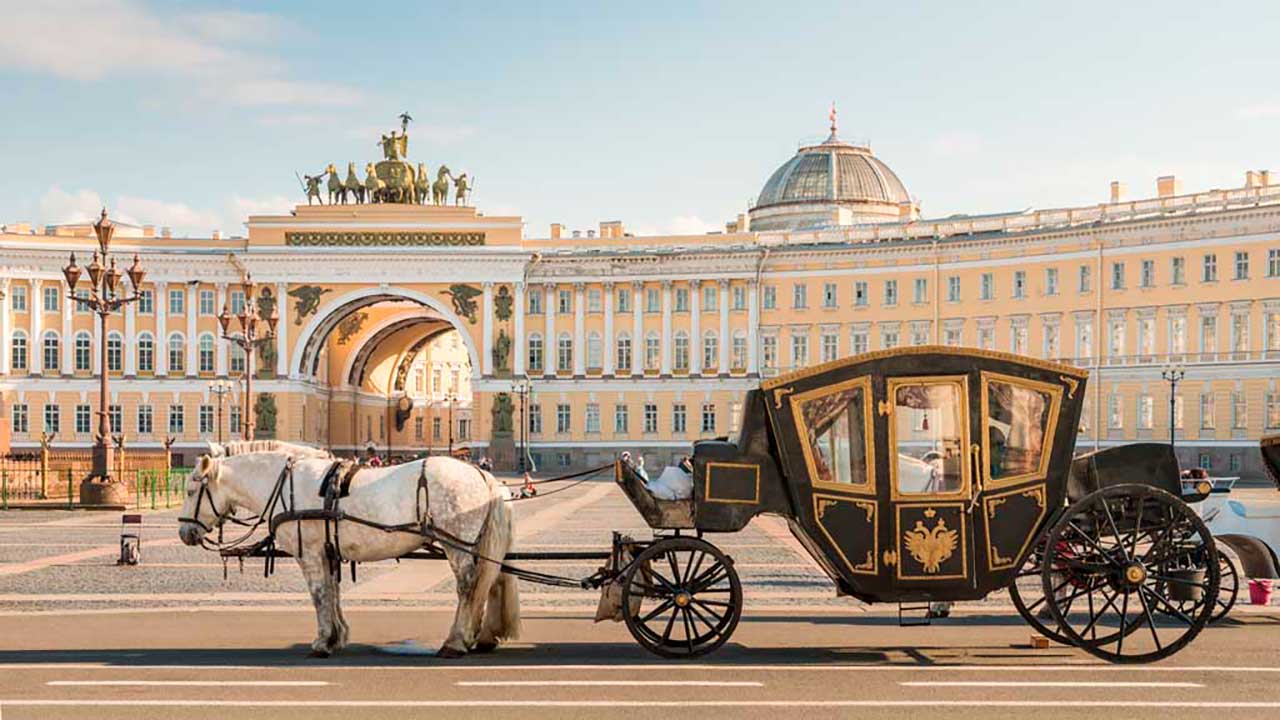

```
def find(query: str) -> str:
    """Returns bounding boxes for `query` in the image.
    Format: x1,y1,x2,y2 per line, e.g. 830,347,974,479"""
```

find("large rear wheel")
620,537,743,659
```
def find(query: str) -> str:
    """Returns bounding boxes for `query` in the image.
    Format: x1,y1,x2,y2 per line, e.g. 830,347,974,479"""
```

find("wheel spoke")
1099,497,1132,563
1115,589,1130,655
660,605,678,643
682,607,695,653
1140,585,1195,627
1135,582,1164,652
1065,521,1117,561
692,598,726,624
683,551,706,586
640,598,675,624
687,601,719,634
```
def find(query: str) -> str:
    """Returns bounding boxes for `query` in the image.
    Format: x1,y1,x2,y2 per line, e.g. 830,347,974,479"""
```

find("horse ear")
205,440,225,458
199,454,212,474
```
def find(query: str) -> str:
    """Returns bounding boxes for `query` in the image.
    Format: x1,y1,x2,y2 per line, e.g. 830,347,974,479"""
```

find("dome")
748,112,915,232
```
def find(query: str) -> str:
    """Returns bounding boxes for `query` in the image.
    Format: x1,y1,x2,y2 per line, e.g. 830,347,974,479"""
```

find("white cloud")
666,215,720,235
35,186,296,238
0,0,362,108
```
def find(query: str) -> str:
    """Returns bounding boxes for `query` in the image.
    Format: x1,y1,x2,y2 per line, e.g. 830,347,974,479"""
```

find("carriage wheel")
1042,484,1219,664
1011,536,1142,647
620,537,743,659
1157,541,1239,624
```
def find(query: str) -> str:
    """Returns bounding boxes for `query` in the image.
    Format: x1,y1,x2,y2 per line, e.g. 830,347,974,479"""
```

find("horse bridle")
177,463,231,534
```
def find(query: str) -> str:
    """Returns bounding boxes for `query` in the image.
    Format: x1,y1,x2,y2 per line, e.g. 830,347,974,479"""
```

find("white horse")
177,441,520,658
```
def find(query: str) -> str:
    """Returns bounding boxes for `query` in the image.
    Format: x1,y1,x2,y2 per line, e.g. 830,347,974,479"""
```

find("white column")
155,282,168,376
185,284,197,376
573,283,585,376
513,282,526,376
747,280,760,375
0,278,11,374
661,280,673,376
631,281,643,377
543,282,555,377
689,280,701,375
481,282,494,377
603,282,615,376
275,283,288,377
60,280,73,374
215,283,228,376
718,280,730,375
124,299,136,376
29,281,42,374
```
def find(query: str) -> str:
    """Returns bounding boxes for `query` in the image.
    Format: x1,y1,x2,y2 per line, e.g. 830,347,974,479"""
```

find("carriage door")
883,375,975,587
971,372,1063,576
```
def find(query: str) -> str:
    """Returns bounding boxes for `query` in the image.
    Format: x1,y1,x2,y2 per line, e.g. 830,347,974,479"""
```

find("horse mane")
218,440,331,459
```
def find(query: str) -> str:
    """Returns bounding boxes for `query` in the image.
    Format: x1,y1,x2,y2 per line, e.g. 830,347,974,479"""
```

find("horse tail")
476,472,520,641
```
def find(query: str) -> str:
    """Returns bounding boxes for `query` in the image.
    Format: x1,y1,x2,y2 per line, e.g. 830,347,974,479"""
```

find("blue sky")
1,0,1277,238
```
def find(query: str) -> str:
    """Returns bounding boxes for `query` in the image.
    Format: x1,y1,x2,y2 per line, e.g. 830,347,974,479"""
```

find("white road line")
46,680,330,687
457,680,763,687
899,681,1204,688
3,663,1278,673
3,700,1280,708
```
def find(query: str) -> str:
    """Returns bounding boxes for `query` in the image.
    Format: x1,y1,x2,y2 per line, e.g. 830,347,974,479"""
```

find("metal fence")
0,461,191,510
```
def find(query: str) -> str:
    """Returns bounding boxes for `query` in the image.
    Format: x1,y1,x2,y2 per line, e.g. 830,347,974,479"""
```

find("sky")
0,0,1277,239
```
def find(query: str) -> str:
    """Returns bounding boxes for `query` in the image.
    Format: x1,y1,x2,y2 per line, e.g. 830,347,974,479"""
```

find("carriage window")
795,379,872,492
984,376,1058,484
892,380,966,495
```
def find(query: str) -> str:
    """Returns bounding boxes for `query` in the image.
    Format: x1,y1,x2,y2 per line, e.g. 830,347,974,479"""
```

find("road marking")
3,700,1280,708
3,663,1279,673
900,681,1204,688
47,680,330,687
457,680,763,687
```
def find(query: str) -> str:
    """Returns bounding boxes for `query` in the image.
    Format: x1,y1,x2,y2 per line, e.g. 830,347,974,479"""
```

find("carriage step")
897,602,933,627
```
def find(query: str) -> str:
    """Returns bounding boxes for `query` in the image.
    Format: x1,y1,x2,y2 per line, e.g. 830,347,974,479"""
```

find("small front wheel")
620,537,743,658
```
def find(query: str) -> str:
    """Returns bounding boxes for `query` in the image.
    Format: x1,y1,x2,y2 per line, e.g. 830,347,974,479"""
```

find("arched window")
230,343,246,375
527,332,543,372
136,333,153,373
42,330,60,372
168,333,185,373
673,330,689,371
557,332,573,373
732,330,748,370
198,333,215,373
11,330,28,371
75,331,93,372
702,330,718,371
645,331,660,371
587,331,602,370
106,332,123,373
615,330,632,372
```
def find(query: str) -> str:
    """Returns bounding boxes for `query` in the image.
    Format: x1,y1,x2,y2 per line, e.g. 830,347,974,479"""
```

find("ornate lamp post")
218,273,277,442
446,390,456,457
208,379,233,445
62,208,147,505
511,375,531,473
1161,364,1186,448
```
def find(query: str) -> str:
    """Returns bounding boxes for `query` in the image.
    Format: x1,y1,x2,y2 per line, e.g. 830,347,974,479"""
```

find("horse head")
177,453,231,546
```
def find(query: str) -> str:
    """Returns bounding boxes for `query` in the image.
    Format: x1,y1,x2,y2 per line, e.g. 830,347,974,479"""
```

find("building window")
526,404,541,435
762,285,776,310
701,403,716,434
980,273,994,300
761,335,777,369
674,287,689,313
1044,323,1060,359
137,289,153,314
75,289,91,313
882,326,900,350
822,282,837,308
947,276,960,302
1108,319,1125,360
1198,453,1212,471
104,333,122,373
42,286,59,313
646,288,661,313
884,280,898,306
945,326,962,347
643,403,658,434
136,334,153,373
11,403,28,434
587,331,602,370
1173,395,1184,429
228,290,245,315
616,332,632,372
645,332,661,370
1230,454,1242,473
703,285,718,312
1013,271,1026,299
74,404,91,434
1231,313,1250,357
821,332,838,363
557,289,572,314
731,332,747,369
198,289,215,316
42,404,60,434
168,334,185,373
137,405,153,435
414,417,424,441
556,403,571,434
42,331,59,372
10,285,26,312
1138,395,1154,429
1203,253,1217,282
702,331,718,371
1011,323,1028,355
168,288,185,315
1110,262,1125,290
1169,316,1187,355
674,331,689,371
1200,393,1215,429
1138,317,1155,358
913,278,927,304
585,403,600,434
1079,265,1092,293
198,334,215,373
229,344,245,375
854,281,869,307
557,452,571,468
1108,394,1123,429
11,331,27,371
1172,257,1186,285
1201,315,1217,358
732,285,745,310
587,288,602,313
199,405,214,434
791,333,808,368
527,333,543,372
617,287,631,313
1233,392,1248,429
851,329,868,355
1266,393,1280,429
672,403,687,434
1141,260,1155,288
230,406,242,435
1235,251,1250,280
169,405,185,434
612,404,628,433
1268,248,1280,278
527,289,542,315
1076,318,1094,361
792,284,807,309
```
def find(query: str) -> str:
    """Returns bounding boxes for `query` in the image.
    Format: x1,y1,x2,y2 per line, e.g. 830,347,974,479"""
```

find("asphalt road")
1,480,1279,719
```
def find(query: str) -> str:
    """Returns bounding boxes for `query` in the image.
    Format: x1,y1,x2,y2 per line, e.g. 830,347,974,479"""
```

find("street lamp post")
62,209,147,506
218,274,278,442
447,391,456,456
511,375,531,473
1161,364,1186,448
208,379,233,445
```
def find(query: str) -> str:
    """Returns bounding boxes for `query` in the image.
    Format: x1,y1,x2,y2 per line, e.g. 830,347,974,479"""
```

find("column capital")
543,281,556,291
689,278,701,288
661,280,673,290
573,282,585,291
632,279,645,290
602,280,614,290
483,281,494,290
718,278,731,289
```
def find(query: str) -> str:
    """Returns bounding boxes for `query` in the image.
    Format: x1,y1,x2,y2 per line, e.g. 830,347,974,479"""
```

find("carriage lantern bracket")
218,273,278,442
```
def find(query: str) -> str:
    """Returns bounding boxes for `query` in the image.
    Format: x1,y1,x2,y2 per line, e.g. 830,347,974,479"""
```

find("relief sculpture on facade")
443,284,482,324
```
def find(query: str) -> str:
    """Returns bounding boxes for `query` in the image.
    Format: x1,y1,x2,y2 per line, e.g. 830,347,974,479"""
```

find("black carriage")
614,346,1220,662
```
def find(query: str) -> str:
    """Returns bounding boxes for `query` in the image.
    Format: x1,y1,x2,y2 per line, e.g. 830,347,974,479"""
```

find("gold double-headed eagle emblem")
903,510,959,573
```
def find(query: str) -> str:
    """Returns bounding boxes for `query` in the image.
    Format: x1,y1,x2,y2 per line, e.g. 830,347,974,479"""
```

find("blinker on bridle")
177,463,230,534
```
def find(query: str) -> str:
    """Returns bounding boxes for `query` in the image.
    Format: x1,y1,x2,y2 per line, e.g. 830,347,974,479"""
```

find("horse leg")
298,551,337,658
474,571,505,652
326,567,350,652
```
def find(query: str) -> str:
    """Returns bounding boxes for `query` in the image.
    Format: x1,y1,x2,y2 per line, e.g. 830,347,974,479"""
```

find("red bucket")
1249,579,1274,606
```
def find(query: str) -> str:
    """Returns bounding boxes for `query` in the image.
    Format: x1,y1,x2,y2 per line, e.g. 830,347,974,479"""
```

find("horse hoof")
473,641,498,654
308,648,332,659
436,646,466,659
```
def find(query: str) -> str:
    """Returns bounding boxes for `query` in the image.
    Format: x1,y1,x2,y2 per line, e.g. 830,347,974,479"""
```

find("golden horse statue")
364,162,386,204
326,164,345,205
432,165,453,206
344,162,364,204
415,162,432,205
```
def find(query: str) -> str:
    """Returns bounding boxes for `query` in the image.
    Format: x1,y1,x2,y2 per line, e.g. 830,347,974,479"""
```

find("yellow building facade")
1,129,1278,479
